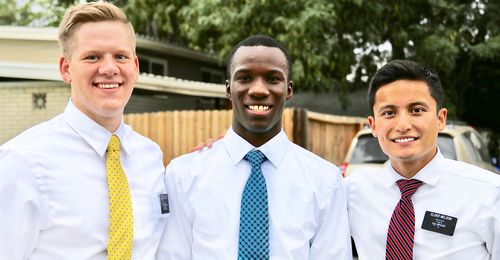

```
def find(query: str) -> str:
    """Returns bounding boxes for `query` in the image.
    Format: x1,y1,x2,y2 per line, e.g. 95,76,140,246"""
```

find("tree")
0,0,70,27
334,0,500,122
123,0,189,45
2,0,499,130
125,0,355,99
122,0,499,122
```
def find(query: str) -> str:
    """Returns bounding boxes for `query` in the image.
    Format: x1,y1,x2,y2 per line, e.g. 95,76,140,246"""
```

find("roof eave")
0,61,226,98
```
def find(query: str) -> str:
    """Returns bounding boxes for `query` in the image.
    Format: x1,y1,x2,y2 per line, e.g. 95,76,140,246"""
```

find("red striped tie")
386,179,423,260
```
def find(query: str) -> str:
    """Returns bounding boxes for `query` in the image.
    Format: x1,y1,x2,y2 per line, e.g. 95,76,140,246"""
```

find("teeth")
394,137,415,143
96,83,119,89
248,105,269,112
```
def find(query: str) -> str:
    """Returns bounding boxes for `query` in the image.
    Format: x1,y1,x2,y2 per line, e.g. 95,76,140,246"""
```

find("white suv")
341,124,498,176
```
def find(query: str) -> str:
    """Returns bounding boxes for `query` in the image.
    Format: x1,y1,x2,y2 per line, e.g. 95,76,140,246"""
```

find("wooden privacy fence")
303,111,367,164
124,109,293,165
124,108,366,165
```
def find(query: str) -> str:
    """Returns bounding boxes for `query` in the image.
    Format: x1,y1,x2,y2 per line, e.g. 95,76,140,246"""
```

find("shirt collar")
382,147,446,188
63,99,131,157
223,127,289,168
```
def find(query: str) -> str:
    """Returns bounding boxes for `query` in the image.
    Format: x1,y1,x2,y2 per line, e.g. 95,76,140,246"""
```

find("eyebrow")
79,47,133,55
233,68,251,75
233,68,285,74
408,101,429,108
377,104,396,113
377,101,429,113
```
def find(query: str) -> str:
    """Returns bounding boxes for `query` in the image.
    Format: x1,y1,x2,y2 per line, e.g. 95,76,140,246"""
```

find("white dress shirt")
0,100,168,260
157,128,351,259
347,150,500,260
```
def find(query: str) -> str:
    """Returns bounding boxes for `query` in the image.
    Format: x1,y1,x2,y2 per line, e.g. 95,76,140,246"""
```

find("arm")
156,163,193,259
482,185,500,258
309,175,352,259
0,150,49,259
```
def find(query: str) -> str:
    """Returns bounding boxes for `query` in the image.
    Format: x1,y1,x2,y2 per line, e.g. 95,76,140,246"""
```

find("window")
460,132,482,162
33,93,46,110
349,134,388,164
437,134,457,160
201,68,225,84
138,56,168,76
465,131,491,163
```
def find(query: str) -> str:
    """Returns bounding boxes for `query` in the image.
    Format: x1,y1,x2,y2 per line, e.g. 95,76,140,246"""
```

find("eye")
115,54,128,61
267,76,282,84
411,107,426,114
85,55,100,61
381,110,395,117
237,75,251,82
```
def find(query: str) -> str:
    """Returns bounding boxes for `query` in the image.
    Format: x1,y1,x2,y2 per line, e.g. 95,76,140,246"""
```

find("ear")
437,108,447,131
133,56,140,81
225,79,231,100
286,81,293,100
368,116,377,137
59,55,71,84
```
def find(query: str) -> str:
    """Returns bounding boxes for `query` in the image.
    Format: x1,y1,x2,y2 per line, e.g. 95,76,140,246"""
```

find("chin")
392,152,422,162
246,126,272,134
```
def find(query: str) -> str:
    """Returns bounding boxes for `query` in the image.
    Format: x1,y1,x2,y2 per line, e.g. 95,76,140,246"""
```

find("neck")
86,112,122,133
99,118,121,133
235,129,280,148
391,148,438,179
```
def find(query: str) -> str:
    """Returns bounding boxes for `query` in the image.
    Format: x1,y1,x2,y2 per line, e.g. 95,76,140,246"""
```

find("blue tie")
238,150,269,260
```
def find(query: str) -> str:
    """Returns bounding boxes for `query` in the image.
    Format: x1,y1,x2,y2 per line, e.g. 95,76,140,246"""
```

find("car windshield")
350,135,388,164
349,133,458,164
437,134,457,160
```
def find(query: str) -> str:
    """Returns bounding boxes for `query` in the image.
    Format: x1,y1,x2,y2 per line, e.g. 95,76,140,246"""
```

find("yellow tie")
106,135,133,259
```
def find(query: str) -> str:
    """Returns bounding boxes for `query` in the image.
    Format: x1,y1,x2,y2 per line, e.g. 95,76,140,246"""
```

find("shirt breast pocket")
151,192,170,219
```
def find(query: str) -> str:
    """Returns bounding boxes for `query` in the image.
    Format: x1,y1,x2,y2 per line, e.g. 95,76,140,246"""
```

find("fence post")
293,108,308,149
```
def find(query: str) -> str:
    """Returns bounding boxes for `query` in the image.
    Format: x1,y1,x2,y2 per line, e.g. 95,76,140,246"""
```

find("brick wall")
0,81,70,144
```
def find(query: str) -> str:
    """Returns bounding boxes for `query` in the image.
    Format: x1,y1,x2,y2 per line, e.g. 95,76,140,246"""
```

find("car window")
464,131,491,163
458,132,481,162
350,135,388,164
437,134,457,160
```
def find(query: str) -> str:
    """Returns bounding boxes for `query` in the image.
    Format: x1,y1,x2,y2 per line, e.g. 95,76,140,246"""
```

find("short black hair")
226,35,292,81
368,60,444,114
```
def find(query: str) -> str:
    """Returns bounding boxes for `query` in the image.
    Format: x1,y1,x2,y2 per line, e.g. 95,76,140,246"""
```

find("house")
0,25,227,143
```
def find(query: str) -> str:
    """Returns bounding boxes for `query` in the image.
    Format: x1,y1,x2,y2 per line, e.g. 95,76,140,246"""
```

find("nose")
395,113,412,132
248,78,269,97
98,56,119,76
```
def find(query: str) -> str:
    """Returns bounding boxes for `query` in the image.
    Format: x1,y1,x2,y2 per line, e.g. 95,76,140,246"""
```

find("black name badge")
159,193,169,214
421,211,457,236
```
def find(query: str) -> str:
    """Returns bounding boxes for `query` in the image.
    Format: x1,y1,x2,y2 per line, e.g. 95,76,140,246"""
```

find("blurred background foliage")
1,0,499,134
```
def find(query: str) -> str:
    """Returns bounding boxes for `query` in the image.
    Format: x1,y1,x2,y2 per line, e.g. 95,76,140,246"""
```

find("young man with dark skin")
347,60,500,259
0,2,167,258
157,35,351,259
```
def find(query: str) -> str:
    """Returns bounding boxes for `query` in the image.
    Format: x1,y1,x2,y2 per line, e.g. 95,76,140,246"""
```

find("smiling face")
368,79,447,177
59,21,138,132
226,45,293,146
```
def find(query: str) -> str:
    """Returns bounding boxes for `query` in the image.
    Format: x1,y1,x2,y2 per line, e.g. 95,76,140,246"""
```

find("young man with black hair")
347,60,500,259
157,35,351,259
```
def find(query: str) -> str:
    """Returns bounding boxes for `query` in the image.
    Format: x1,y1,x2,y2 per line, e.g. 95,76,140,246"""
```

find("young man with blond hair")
0,2,167,259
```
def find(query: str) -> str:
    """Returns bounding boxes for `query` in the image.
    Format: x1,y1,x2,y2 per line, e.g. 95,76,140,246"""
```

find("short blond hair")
58,1,136,57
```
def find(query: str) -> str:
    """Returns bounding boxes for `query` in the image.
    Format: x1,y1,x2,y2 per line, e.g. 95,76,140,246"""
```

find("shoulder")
0,126,56,191
1,115,65,154
288,142,339,170
286,142,343,183
167,139,226,173
348,164,382,180
345,164,386,193
443,158,500,187
442,160,500,214
125,125,163,155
